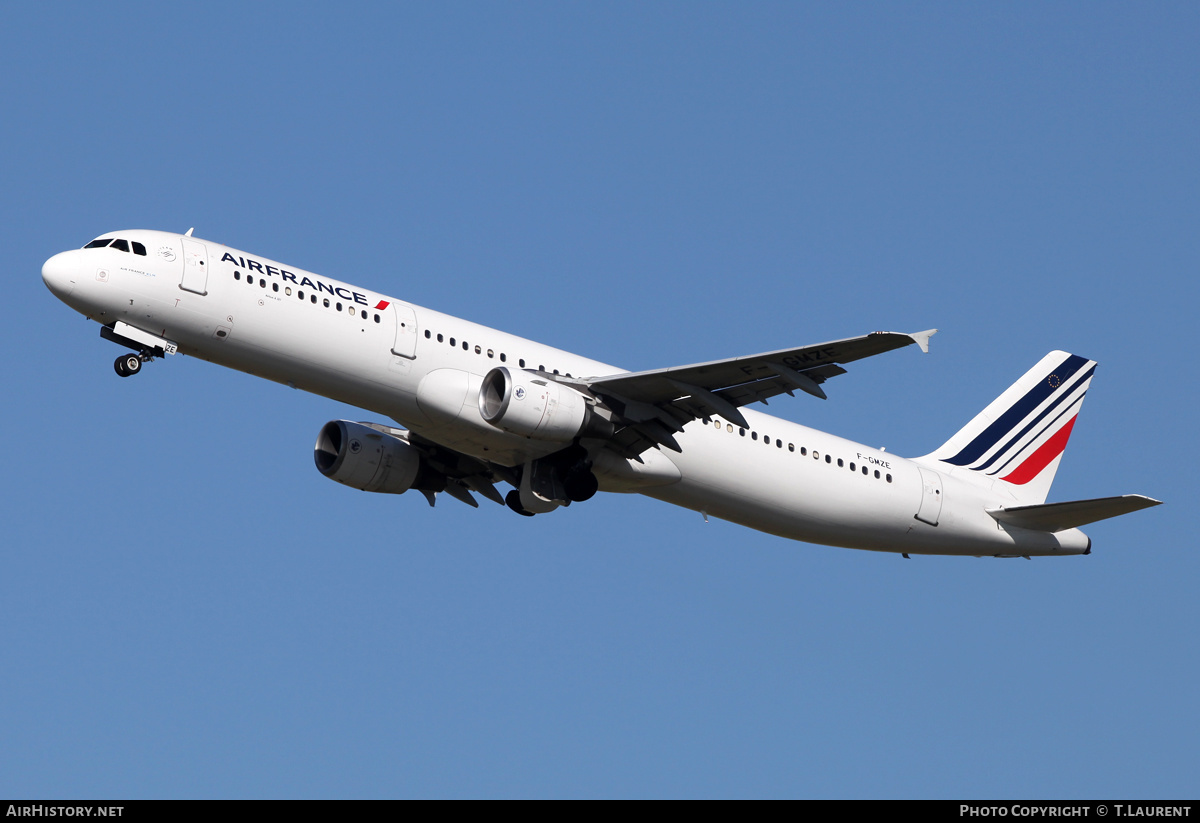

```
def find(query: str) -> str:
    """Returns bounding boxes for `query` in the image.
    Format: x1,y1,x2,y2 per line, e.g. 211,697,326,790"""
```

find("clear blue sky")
2,2,1195,798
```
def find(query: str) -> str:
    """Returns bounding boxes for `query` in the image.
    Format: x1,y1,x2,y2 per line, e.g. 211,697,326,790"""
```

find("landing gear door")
391,303,418,359
180,238,209,295
915,467,943,526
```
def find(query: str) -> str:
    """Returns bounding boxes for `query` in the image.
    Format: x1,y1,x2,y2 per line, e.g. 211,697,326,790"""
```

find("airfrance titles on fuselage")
219,252,387,310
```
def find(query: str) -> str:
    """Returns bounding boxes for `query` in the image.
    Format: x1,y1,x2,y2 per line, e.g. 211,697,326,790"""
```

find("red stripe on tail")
1001,416,1077,486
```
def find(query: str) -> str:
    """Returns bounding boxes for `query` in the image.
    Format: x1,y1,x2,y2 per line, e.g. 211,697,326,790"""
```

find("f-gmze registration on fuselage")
42,229,1160,557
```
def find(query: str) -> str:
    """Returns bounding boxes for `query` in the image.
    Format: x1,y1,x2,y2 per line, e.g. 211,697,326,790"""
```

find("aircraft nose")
42,251,77,300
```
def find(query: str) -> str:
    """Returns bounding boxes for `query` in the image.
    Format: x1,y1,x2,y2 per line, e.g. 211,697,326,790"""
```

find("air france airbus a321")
42,229,1160,558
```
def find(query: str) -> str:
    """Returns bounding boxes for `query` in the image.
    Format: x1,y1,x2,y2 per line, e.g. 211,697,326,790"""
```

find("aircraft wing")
357,422,511,508
572,329,936,458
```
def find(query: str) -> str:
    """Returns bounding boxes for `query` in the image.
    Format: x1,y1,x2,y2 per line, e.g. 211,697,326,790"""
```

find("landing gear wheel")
115,353,142,377
563,469,599,502
505,489,536,517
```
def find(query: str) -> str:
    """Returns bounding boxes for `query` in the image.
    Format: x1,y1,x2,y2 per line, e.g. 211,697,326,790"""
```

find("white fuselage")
42,230,1091,557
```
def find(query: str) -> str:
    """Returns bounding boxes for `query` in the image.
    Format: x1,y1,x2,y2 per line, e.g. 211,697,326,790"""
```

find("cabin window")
463,341,469,351
475,345,481,354
800,447,807,456
874,470,881,479
849,462,856,472
311,295,317,304
450,338,456,346
285,287,292,296
374,314,380,323
323,298,330,307
500,353,507,362
272,283,279,292
837,458,843,467
487,349,494,358
437,334,444,342
425,330,431,338
776,440,782,448
886,474,892,483
260,279,266,288
751,432,757,441
862,466,868,475
825,454,832,464
519,359,525,367
727,424,734,433
234,271,241,281
349,306,355,316
788,443,794,452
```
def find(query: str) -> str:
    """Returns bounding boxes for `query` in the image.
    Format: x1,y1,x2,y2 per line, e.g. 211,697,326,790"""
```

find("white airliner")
42,229,1160,557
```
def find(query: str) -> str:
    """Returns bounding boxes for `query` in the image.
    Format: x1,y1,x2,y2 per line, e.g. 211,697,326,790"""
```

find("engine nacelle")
478,367,612,442
313,420,439,494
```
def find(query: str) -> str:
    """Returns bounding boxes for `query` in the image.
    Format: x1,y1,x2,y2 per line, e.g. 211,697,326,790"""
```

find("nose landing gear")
114,353,145,377
101,322,175,378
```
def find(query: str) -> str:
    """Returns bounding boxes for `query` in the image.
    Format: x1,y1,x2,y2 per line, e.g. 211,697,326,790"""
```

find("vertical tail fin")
923,351,1097,505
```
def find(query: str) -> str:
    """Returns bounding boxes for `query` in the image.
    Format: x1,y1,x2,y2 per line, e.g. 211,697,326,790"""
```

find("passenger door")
180,238,209,295
915,467,943,526
391,303,418,358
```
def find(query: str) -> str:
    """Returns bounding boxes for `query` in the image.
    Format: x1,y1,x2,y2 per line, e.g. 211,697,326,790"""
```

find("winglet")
909,329,937,353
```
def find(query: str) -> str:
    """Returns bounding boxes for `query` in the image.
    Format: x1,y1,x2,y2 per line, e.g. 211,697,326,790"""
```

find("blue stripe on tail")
941,354,1089,467
971,364,1095,472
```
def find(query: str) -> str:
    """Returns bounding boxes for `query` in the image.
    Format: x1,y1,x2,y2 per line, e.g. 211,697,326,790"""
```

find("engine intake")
314,420,442,494
479,367,612,442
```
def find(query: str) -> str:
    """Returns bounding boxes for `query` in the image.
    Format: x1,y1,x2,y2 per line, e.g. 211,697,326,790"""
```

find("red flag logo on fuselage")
375,301,390,310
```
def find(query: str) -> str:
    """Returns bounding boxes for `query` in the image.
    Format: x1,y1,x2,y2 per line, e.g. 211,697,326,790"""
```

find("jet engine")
478,367,613,442
314,420,443,495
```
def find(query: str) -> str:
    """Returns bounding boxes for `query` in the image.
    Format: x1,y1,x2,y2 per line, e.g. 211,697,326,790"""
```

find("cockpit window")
84,237,144,253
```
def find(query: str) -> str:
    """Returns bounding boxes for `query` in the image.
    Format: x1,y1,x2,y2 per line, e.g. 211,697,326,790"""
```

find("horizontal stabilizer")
987,494,1162,532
